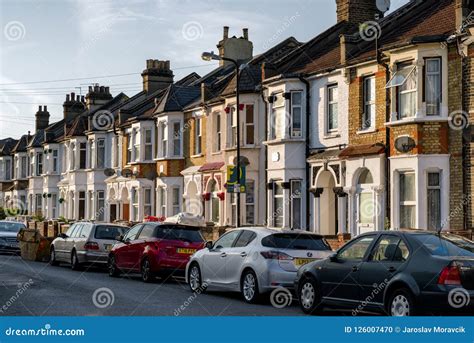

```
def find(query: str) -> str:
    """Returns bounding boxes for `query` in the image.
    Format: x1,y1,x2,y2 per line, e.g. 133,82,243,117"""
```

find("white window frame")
424,57,442,116
290,180,302,229
160,123,167,158
245,179,255,225
269,94,285,140
362,76,376,130
399,171,416,229
244,104,255,145
214,112,221,152
172,122,181,157
158,187,166,216
427,171,441,230
327,84,338,133
35,152,43,176
144,128,153,160
20,155,27,178
133,130,140,162
52,149,58,173
132,188,139,221
144,188,152,217
172,186,180,215
273,182,284,228
96,138,105,168
290,92,303,138
227,106,237,148
194,117,202,155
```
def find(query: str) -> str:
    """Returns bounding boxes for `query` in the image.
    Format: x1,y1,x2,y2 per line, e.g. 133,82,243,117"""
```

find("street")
0,254,302,316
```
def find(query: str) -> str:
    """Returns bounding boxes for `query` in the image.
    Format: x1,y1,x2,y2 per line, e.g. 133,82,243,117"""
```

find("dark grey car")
0,221,25,254
50,222,128,270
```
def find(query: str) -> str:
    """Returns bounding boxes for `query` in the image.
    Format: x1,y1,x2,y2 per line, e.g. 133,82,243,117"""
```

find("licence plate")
176,248,196,255
294,258,315,267
104,244,112,251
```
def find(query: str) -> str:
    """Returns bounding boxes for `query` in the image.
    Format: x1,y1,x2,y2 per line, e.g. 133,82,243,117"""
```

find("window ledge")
323,133,341,139
263,138,305,145
154,157,183,161
385,116,449,127
356,128,377,135
191,154,204,158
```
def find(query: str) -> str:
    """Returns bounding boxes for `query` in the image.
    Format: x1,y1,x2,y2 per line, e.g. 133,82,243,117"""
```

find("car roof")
227,227,324,237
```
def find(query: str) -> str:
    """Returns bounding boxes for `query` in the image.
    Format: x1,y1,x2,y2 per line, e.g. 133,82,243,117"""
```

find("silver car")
50,222,128,270
185,227,333,303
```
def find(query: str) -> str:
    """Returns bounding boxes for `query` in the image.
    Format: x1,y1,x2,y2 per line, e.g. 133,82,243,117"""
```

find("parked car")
50,222,128,269
295,230,474,316
108,222,205,282
186,227,333,303
0,220,25,254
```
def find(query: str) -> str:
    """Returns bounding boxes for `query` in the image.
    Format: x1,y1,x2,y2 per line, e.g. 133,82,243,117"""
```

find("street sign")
227,165,246,193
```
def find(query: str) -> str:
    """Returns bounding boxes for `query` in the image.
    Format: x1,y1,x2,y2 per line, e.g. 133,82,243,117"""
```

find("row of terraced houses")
1,0,474,239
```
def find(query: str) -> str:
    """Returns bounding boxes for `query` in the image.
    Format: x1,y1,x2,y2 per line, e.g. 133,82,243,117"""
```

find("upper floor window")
29,152,34,176
172,122,181,157
5,159,11,180
387,62,417,120
126,133,132,163
159,123,167,158
144,129,153,160
88,140,94,169
245,104,255,145
20,156,27,178
52,149,58,173
35,152,43,176
133,130,140,162
112,136,118,168
214,113,221,152
194,117,202,155
14,156,18,179
290,92,302,138
79,142,87,169
227,107,238,148
96,139,105,168
269,94,285,140
425,58,441,116
363,76,375,129
327,85,338,132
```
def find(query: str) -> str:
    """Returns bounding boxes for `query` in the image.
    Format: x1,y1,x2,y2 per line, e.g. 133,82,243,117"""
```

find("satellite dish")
232,156,250,167
376,0,391,13
122,168,133,178
395,136,416,153
103,168,116,177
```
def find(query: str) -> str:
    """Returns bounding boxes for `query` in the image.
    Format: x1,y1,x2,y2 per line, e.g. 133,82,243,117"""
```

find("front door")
122,203,130,221
110,204,117,222
321,235,376,305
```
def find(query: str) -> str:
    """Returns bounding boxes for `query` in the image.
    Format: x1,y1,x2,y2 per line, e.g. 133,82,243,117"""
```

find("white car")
185,227,333,303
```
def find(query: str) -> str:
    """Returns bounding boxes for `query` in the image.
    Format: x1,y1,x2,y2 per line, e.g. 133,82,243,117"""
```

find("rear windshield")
155,226,204,243
0,222,25,233
94,225,127,240
261,233,331,251
413,234,474,257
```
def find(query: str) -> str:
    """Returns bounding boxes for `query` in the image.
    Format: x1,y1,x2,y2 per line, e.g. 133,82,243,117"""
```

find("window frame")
194,117,202,155
290,179,302,230
96,138,105,169
290,91,303,138
399,171,416,229
424,57,442,116
427,171,442,231
362,76,376,130
326,84,338,133
172,122,181,157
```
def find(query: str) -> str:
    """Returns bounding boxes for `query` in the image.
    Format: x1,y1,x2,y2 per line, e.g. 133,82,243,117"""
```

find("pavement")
0,254,304,316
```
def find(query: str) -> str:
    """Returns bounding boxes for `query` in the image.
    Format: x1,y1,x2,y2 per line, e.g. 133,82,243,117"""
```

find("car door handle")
220,252,227,258
388,266,397,273
240,252,247,257
352,266,359,272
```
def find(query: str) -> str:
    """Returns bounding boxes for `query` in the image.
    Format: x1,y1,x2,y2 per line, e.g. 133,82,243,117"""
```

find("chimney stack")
335,0,382,26
63,91,86,122
35,105,50,132
216,26,253,67
141,59,174,93
85,84,113,111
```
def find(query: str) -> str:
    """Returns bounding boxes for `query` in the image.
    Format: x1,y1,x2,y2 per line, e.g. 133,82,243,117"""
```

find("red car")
108,222,205,282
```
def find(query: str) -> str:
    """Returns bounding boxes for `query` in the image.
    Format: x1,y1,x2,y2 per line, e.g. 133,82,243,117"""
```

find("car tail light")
84,242,100,251
438,263,462,285
260,251,294,260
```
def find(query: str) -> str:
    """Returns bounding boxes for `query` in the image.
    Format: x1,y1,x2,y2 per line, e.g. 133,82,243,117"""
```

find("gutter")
299,76,311,232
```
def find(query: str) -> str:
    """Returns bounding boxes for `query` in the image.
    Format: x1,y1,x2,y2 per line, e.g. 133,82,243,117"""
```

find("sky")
0,0,409,139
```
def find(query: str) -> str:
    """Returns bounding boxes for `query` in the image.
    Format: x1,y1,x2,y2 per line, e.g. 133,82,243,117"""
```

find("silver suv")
50,222,128,270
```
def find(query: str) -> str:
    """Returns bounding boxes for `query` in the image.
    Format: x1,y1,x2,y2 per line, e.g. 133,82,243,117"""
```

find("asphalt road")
0,254,303,316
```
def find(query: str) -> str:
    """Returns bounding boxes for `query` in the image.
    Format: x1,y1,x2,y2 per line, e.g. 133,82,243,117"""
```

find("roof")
198,162,225,172
27,129,45,148
339,143,385,158
12,135,29,153
175,72,201,86
307,148,344,161
154,84,201,114
181,166,201,175
0,138,18,156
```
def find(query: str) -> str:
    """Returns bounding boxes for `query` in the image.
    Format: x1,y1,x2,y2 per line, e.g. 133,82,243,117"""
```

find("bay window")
269,94,285,140
35,152,43,176
88,140,94,169
386,63,417,119
399,172,416,229
425,58,441,116
210,180,219,223
245,180,255,225
290,180,302,229
20,156,27,178
144,188,152,217
52,150,58,173
172,122,181,157
35,194,42,215
96,139,105,168
194,117,202,155
96,191,105,221
227,107,237,148
363,76,375,129
132,188,139,221
158,187,166,216
126,133,132,163
427,172,441,230
327,85,338,132
172,187,180,215
79,142,86,169
291,92,302,137
245,104,255,145
133,130,140,162
273,182,284,228
144,128,153,160
5,159,11,180
160,123,167,158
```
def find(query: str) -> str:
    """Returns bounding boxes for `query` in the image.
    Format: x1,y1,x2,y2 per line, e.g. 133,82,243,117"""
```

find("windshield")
0,222,25,233
155,226,204,243
261,233,331,251
413,234,474,257
94,225,127,240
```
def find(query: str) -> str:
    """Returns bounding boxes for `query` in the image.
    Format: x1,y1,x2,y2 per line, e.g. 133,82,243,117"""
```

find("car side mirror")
116,235,124,242
205,241,213,250
59,233,68,239
329,253,339,262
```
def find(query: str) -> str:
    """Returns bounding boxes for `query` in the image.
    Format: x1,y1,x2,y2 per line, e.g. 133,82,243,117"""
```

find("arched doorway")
315,170,337,236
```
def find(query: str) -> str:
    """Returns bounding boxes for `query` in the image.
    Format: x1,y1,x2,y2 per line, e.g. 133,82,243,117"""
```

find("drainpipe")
260,87,269,226
299,76,311,232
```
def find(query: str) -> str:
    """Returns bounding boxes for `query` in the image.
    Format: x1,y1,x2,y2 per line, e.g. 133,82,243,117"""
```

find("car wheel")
71,250,81,270
108,255,120,277
188,263,206,292
49,247,59,266
241,269,260,304
388,288,415,316
141,258,154,283
298,276,322,315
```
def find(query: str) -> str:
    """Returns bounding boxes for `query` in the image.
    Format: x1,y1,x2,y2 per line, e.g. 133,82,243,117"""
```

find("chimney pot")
81,95,85,102
223,26,229,39
76,95,80,101
243,28,248,40
105,86,110,94
88,86,92,93
66,94,70,102
71,92,75,100
44,105,47,111
39,105,42,112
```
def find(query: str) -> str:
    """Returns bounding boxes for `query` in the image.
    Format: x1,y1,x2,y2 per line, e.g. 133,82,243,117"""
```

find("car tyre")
241,269,260,304
71,250,81,270
141,258,154,283
188,263,206,292
298,276,323,315
387,288,416,316
108,255,120,277
49,247,59,266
